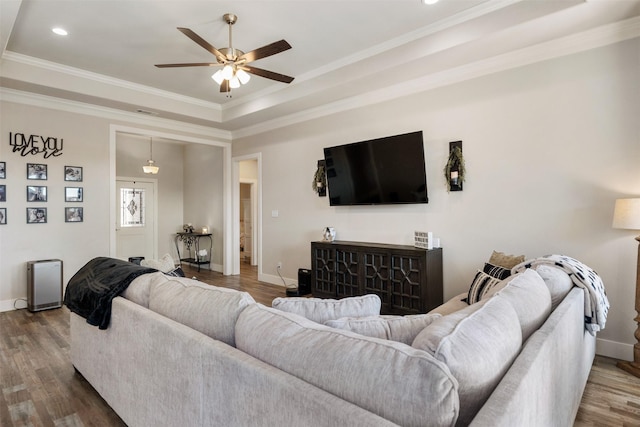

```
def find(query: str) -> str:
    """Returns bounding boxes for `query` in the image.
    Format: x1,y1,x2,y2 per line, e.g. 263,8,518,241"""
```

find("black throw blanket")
64,257,156,329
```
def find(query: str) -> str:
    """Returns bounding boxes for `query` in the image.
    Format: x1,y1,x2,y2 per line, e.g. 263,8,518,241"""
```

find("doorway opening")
233,154,261,278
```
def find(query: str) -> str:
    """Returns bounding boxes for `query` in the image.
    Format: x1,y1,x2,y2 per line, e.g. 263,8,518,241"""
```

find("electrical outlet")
277,262,282,269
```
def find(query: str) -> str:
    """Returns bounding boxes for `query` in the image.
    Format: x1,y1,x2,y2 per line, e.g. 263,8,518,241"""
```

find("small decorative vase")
323,227,336,242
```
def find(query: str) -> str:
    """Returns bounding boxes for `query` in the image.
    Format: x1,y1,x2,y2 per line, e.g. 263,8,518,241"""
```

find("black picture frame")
27,185,47,202
65,187,83,202
0,184,5,202
27,163,47,180
27,207,47,223
0,161,5,179
65,207,83,222
0,208,6,225
64,166,83,182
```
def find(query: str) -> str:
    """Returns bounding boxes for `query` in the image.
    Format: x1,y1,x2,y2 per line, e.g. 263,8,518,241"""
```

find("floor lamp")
613,198,640,377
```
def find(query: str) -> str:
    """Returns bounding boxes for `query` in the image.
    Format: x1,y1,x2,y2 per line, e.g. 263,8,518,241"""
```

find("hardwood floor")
2,262,640,426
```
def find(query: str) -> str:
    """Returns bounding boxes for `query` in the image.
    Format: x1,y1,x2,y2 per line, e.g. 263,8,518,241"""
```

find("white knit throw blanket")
512,254,609,334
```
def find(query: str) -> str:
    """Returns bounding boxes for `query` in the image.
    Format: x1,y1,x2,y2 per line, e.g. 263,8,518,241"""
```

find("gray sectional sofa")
69,261,596,426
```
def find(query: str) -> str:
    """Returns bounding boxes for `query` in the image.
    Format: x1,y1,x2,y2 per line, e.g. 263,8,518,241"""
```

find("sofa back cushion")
122,271,167,308
271,294,381,324
533,264,573,310
412,296,522,426
149,278,255,347
484,268,552,341
325,313,442,345
236,304,459,427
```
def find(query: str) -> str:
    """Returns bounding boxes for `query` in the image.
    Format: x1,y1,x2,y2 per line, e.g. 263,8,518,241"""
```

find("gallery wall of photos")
0,161,84,225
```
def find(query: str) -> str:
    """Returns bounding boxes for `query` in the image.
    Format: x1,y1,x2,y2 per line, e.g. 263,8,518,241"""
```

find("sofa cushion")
149,278,255,347
140,253,175,272
533,264,573,310
489,250,525,269
324,313,441,345
428,292,468,316
122,271,168,308
483,262,511,280
236,304,459,427
271,294,381,324
466,270,503,304
484,269,552,341
412,296,522,426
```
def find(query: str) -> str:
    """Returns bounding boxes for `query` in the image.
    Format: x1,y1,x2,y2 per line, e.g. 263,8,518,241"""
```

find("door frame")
109,124,233,274
115,176,158,261
232,153,262,275
240,178,258,266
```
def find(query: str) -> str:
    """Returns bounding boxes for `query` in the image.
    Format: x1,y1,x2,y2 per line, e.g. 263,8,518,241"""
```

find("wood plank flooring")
1,262,640,426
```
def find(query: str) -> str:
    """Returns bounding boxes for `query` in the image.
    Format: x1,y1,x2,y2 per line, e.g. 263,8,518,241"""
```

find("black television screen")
323,131,428,206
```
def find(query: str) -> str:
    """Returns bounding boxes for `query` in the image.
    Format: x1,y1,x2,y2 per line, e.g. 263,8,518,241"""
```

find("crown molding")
2,51,222,112
0,87,232,141
222,0,525,110
232,16,640,139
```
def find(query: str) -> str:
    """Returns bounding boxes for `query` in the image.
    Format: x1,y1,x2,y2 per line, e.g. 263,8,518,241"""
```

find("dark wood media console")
311,240,443,315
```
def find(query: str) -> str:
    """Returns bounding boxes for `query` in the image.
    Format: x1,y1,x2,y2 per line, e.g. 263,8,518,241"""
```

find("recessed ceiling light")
52,28,68,36
422,0,439,4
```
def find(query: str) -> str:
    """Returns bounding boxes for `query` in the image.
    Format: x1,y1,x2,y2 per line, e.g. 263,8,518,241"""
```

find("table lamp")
612,198,640,377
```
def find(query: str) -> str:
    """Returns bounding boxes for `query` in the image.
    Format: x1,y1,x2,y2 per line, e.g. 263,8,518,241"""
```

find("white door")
116,179,156,261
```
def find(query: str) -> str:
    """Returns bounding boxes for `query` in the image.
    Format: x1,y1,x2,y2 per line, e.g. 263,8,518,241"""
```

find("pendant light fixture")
143,137,159,174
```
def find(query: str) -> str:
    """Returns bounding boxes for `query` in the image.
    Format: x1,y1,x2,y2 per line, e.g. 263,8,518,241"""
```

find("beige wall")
232,38,640,359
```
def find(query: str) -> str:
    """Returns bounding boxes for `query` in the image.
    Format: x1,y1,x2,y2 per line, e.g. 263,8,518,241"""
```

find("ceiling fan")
155,13,294,94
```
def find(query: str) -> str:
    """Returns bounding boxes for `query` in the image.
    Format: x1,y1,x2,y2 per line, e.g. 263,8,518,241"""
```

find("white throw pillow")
271,294,381,324
412,296,522,426
140,253,175,273
325,313,441,345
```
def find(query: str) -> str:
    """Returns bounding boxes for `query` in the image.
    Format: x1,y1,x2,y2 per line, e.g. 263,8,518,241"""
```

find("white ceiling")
2,0,640,137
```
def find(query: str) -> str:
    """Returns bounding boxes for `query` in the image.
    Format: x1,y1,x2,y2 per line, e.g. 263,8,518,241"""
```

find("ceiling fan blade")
240,65,294,84
155,63,221,68
177,27,227,62
238,40,292,64
220,80,230,92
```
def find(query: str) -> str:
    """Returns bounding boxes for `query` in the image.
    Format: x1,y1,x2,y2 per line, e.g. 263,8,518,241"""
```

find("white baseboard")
258,272,290,288
596,337,633,361
0,298,29,312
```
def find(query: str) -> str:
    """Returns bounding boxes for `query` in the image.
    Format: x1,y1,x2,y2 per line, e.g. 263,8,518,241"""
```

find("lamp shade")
612,198,640,230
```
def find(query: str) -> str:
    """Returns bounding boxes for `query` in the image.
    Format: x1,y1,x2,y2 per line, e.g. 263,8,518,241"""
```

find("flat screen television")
323,131,428,206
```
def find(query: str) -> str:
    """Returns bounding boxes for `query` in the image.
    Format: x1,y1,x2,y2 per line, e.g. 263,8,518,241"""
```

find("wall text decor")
9,132,63,158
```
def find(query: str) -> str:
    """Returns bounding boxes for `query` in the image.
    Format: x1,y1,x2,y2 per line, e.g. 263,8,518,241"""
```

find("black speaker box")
297,268,311,295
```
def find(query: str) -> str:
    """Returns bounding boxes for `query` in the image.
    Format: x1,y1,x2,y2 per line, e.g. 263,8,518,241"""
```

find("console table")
175,232,212,272
311,240,443,315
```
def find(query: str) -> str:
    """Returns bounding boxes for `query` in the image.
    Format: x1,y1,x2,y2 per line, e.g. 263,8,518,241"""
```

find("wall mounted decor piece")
64,166,82,182
27,207,47,223
27,186,47,202
0,185,5,201
0,161,5,179
312,159,327,197
27,163,47,180
65,207,83,222
65,187,83,202
444,141,465,192
0,208,6,224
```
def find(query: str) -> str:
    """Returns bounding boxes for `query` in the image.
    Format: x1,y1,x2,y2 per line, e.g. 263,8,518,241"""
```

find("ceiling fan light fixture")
212,69,224,84
236,68,251,84
229,75,241,89
222,64,234,80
